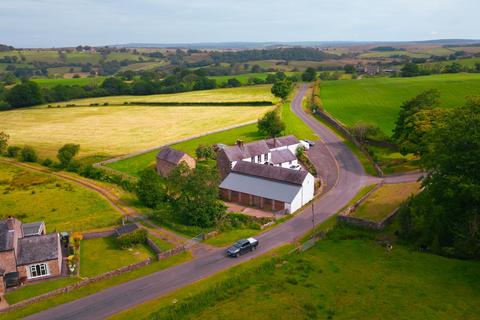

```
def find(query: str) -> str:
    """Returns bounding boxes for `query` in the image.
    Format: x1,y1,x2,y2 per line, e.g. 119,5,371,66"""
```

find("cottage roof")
115,224,138,236
16,233,59,265
265,135,300,149
232,161,308,186
0,220,14,252
222,140,270,162
270,149,297,165
220,172,303,203
156,147,188,165
22,221,45,237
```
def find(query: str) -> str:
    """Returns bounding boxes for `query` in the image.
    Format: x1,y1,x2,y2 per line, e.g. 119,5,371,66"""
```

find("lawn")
106,98,316,177
1,251,192,320
37,85,277,107
352,182,420,222
320,73,480,135
204,228,261,247
367,144,420,174
0,161,121,231
110,239,480,320
0,105,272,158
32,76,106,88
80,236,155,278
5,277,78,305
148,234,175,251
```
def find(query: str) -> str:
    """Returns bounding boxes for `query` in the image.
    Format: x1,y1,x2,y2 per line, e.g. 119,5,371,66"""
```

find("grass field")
80,237,155,278
38,85,276,108
353,182,420,221
5,277,78,305
359,50,431,59
0,105,272,158
110,237,480,320
209,72,300,85
320,73,480,135
32,77,106,88
106,101,316,177
119,61,168,72
423,57,480,69
0,161,121,231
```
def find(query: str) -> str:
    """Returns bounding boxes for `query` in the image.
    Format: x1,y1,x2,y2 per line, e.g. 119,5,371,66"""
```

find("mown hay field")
38,85,277,108
0,105,273,158
0,161,121,231
320,73,480,134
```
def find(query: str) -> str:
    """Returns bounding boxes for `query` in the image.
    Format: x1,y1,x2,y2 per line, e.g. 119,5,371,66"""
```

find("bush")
116,229,148,248
195,144,216,160
19,146,38,162
6,145,21,158
42,158,54,167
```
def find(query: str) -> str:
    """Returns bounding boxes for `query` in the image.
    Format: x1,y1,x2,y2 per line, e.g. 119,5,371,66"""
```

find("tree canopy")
271,78,292,100
257,110,286,137
6,81,43,108
301,67,317,82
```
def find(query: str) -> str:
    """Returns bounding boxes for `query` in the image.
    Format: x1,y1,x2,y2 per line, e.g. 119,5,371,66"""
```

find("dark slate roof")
17,233,59,265
115,224,138,236
270,149,297,165
0,220,14,252
22,221,44,237
156,147,187,165
232,161,308,185
222,140,270,162
265,135,300,149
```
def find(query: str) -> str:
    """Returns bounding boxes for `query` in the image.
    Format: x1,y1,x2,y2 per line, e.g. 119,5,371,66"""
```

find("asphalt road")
26,84,367,320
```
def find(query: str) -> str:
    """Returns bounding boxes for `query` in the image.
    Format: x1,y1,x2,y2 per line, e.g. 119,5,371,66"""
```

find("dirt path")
0,157,188,246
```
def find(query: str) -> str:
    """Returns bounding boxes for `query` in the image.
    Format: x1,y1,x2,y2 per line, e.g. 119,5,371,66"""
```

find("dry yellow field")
0,105,272,158
38,85,276,108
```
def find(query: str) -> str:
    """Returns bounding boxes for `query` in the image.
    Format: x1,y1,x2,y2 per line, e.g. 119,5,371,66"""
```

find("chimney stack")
236,140,244,148
6,216,15,230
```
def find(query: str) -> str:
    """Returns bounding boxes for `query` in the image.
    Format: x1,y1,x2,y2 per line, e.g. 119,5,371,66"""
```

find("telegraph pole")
311,201,315,239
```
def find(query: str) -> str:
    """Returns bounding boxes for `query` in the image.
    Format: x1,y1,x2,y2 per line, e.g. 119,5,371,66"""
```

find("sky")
1,0,479,48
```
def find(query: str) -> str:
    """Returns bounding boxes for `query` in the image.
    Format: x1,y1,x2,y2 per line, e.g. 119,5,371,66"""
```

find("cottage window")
28,263,49,279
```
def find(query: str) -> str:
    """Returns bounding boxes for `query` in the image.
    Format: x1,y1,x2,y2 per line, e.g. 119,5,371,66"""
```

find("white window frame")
28,263,49,279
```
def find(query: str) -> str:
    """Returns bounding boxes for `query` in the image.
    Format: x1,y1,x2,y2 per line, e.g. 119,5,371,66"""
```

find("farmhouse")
217,135,303,178
0,218,63,295
156,147,196,177
219,161,314,214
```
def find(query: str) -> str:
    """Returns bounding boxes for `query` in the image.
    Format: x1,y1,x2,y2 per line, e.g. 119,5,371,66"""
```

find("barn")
219,161,314,214
156,147,196,177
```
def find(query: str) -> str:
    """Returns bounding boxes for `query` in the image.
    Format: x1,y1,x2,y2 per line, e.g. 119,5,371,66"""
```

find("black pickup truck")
226,237,259,258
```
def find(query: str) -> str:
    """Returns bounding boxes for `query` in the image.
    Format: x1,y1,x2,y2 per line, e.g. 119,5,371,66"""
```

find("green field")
32,77,106,88
65,52,102,64
209,72,300,85
1,104,272,158
119,61,168,72
80,237,155,278
423,57,480,69
0,50,60,63
110,237,480,320
106,102,316,177
359,50,431,59
320,73,480,135
0,161,121,231
352,182,420,221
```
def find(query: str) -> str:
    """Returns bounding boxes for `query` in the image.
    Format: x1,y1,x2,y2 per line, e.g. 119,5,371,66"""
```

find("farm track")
0,158,188,246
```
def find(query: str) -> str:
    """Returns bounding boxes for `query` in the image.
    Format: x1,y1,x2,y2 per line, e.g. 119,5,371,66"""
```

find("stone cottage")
156,147,196,177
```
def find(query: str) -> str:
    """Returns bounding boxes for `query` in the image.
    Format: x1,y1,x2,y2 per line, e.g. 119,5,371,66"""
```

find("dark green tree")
301,67,317,82
271,79,292,100
475,63,480,73
392,89,440,154
401,62,420,77
167,163,225,227
257,110,286,137
135,169,166,209
6,81,43,108
20,146,38,162
399,98,480,259
101,77,129,95
57,143,80,168
344,64,356,74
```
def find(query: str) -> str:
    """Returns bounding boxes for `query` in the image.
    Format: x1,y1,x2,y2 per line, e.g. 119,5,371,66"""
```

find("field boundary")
93,120,259,177
46,101,274,108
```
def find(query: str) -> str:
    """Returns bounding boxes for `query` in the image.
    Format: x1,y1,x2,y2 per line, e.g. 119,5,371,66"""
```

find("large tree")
392,89,440,155
398,97,480,259
271,79,292,100
301,67,317,82
257,110,286,137
6,81,43,108
136,169,166,209
167,163,226,228
401,62,420,77
57,143,80,168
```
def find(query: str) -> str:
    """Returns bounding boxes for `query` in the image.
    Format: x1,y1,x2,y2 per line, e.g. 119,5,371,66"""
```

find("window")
28,263,49,279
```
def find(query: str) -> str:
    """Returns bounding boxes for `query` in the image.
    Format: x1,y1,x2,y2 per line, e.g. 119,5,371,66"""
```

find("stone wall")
315,109,383,177
158,246,186,260
2,258,152,313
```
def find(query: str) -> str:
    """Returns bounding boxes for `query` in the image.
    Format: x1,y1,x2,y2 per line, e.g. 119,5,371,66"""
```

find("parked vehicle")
304,140,316,147
226,237,259,257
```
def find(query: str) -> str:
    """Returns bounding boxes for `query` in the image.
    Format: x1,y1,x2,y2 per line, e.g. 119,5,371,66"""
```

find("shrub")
42,158,54,167
0,131,9,154
6,145,21,158
19,146,38,162
116,229,148,248
195,144,216,160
